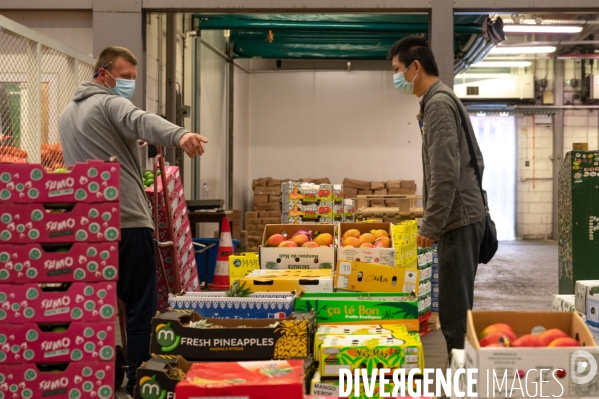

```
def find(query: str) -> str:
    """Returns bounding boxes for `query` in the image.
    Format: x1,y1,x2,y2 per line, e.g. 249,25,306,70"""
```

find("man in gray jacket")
388,36,487,354
59,46,208,397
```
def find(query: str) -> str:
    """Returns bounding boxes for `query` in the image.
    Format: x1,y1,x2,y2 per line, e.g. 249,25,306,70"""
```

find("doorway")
470,114,517,240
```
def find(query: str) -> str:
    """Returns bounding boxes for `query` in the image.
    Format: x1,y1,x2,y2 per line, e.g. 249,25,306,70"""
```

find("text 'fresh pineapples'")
150,310,314,361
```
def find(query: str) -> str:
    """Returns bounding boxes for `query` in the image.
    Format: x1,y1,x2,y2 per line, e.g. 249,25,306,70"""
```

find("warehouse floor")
115,240,558,398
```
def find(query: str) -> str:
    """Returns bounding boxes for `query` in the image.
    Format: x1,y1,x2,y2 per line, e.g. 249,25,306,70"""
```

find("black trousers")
118,228,158,395
437,217,486,354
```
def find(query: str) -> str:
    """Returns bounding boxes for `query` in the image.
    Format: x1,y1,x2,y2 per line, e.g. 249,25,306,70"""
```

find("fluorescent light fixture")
503,25,583,33
490,46,556,54
471,61,532,68
455,73,513,79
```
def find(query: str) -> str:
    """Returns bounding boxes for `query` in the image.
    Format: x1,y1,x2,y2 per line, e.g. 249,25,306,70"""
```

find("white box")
553,294,576,313
337,223,395,266
587,294,599,328
450,349,467,399
575,280,599,315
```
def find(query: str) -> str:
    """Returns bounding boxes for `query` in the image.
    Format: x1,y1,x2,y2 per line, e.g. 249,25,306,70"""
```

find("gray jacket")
418,80,487,241
59,82,187,230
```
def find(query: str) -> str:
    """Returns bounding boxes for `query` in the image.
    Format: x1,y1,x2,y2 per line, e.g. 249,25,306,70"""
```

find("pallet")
428,312,441,331
419,312,432,337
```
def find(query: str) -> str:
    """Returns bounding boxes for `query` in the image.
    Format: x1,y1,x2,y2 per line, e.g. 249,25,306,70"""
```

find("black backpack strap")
432,90,488,210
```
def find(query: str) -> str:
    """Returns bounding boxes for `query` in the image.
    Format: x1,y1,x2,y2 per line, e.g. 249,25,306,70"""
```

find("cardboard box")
0,161,120,203
254,186,281,196
254,202,281,211
268,179,283,187
319,334,424,378
370,181,385,190
0,203,120,244
175,360,305,399
374,188,388,195
168,291,296,319
450,349,467,399
386,180,401,189
0,281,116,323
229,252,260,284
150,311,314,360
313,178,331,185
240,269,334,293
553,294,576,313
344,187,359,199
586,293,599,328
400,180,416,189
338,223,395,265
311,370,396,398
0,362,115,398
0,320,115,363
245,211,258,219
133,355,192,399
294,292,419,329
343,178,371,190
254,194,269,204
253,178,269,188
388,187,415,195
260,224,336,270
270,210,282,218
313,324,409,360
576,280,599,315
464,311,599,398
358,189,373,195
335,260,419,294
270,195,282,203
0,242,118,283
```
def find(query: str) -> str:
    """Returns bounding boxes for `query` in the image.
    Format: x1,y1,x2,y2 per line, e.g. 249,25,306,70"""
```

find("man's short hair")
93,46,138,75
387,36,439,77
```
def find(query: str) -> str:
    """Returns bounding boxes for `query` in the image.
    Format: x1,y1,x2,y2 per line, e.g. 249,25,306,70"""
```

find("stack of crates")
417,248,433,318
0,161,120,398
431,250,439,312
144,165,199,311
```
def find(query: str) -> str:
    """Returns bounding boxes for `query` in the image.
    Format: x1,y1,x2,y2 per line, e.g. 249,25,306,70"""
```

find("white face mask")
393,61,418,95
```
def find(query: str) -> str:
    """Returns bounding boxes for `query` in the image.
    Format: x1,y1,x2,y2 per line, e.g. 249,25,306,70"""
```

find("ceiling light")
503,25,583,34
490,46,556,55
471,61,532,68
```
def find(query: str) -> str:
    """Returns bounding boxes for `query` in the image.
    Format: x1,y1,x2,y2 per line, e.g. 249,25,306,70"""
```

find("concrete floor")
422,239,558,372
115,240,558,398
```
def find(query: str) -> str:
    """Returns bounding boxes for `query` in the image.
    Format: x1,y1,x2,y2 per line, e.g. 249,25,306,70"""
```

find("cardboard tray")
150,310,314,361
167,291,297,319
334,260,420,294
338,222,395,266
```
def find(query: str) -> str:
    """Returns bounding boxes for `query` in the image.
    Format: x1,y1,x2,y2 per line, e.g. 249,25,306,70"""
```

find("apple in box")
0,362,115,399
175,360,305,399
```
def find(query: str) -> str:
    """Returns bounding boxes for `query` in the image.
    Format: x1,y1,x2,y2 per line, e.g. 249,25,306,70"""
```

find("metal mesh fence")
0,17,94,169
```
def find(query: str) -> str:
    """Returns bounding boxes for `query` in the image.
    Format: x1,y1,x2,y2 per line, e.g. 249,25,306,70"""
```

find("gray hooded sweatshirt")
59,82,187,230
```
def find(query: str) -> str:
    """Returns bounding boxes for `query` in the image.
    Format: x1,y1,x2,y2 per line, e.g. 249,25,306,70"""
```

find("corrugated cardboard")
240,269,334,293
254,202,281,211
313,178,331,184
343,178,371,190
270,210,282,218
334,260,420,293
245,211,258,219
267,179,283,187
254,194,269,204
371,181,385,190
400,180,416,189
338,222,396,265
344,187,359,199
374,188,388,195
357,189,373,195
258,211,271,218
386,180,401,189
388,187,415,195
254,186,282,195
269,195,282,203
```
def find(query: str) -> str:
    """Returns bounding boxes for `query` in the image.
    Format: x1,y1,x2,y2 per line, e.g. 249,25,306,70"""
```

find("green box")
294,292,419,331
558,150,599,294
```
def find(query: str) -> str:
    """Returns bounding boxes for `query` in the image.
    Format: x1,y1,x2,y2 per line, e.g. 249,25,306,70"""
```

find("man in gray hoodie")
59,46,208,397
388,37,487,355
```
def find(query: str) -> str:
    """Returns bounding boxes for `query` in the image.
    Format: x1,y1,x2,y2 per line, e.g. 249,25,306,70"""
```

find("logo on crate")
139,375,164,399
155,323,181,352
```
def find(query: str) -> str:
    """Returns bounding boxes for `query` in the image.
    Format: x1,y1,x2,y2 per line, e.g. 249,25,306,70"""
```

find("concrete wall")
247,70,423,190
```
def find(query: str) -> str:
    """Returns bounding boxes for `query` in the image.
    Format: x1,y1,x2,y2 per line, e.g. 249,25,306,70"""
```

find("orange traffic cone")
209,217,233,289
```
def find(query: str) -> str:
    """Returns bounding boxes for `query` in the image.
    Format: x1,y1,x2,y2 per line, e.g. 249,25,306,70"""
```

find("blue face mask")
106,70,136,99
393,61,418,95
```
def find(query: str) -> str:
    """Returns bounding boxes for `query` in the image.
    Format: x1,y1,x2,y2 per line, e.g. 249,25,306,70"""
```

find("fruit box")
167,291,297,319
133,355,193,399
464,310,599,399
338,223,395,266
575,280,599,316
319,334,424,378
0,242,118,283
0,320,115,363
314,324,410,361
149,310,314,361
260,224,336,270
0,361,115,399
0,203,120,244
294,292,419,330
553,294,576,313
240,269,334,293
311,369,400,398
0,281,117,323
335,260,420,294
0,161,120,203
229,252,260,285
175,360,305,399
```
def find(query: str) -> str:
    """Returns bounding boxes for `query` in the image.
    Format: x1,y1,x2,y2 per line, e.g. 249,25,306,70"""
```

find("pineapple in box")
273,320,310,359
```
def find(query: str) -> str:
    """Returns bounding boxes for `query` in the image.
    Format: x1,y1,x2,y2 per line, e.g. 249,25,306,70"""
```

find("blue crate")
193,238,240,284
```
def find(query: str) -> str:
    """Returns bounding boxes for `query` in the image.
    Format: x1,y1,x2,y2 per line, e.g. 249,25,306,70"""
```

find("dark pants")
118,228,158,395
437,218,485,355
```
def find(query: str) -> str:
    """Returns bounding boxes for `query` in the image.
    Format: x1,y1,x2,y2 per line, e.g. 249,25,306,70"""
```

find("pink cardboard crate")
0,361,114,399
0,203,120,244
0,321,115,363
0,282,117,323
0,161,120,203
0,243,118,283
